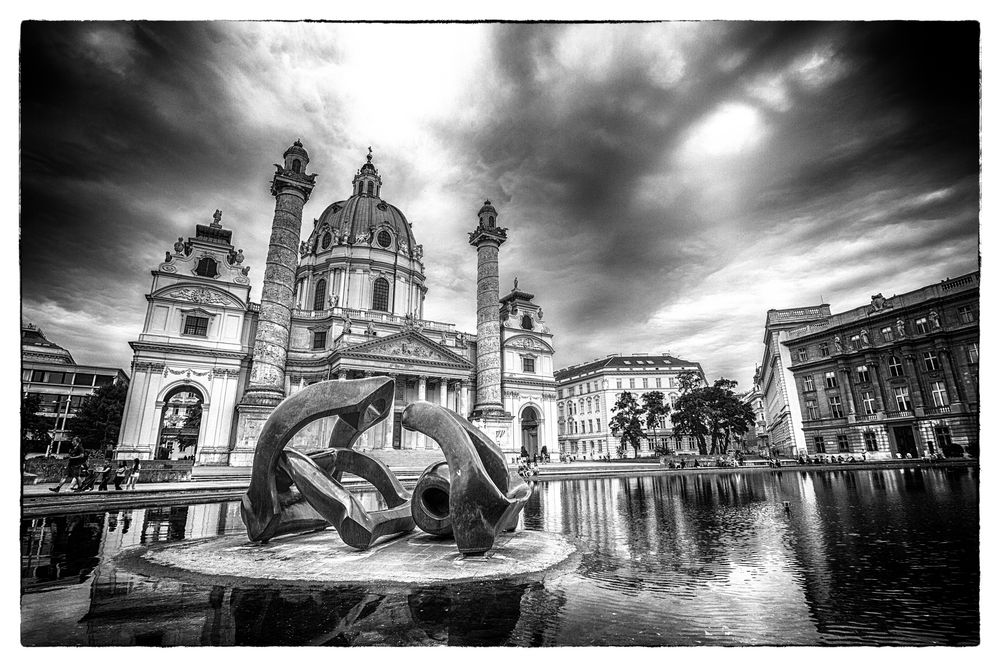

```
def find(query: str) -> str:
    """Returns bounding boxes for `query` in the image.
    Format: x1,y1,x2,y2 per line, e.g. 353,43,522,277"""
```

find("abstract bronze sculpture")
241,378,532,556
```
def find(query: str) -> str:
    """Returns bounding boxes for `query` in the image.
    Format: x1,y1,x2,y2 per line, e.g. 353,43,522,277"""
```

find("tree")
70,381,128,456
670,377,755,455
640,391,670,454
21,393,53,457
610,391,645,458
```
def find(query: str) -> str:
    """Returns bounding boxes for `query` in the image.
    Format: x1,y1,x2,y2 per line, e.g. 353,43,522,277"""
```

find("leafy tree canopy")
70,381,128,454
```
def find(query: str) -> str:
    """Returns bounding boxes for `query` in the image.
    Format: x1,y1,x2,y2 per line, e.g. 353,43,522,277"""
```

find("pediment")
341,331,472,367
504,334,553,354
154,284,246,309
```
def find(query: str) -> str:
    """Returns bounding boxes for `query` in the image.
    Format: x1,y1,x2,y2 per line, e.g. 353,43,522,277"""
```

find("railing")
884,410,914,419
849,413,880,423
924,405,952,415
291,306,458,332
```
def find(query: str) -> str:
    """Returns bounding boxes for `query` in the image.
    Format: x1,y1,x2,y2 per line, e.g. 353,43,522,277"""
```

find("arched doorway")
520,406,540,460
156,386,204,460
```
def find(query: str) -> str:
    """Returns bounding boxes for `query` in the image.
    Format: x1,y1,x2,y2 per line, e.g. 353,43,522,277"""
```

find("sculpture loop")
403,401,532,556
241,378,414,547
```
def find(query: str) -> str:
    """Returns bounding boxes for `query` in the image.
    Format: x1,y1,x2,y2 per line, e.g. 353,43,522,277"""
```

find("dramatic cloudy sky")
19,21,980,389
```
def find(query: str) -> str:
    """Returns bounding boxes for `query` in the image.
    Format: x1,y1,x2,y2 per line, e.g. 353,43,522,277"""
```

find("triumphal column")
233,140,316,466
468,200,514,452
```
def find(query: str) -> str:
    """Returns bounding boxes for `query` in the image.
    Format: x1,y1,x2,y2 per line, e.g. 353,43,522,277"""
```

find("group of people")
49,437,141,493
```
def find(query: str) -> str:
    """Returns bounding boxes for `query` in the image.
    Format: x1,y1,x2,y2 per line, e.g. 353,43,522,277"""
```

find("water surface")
21,466,979,646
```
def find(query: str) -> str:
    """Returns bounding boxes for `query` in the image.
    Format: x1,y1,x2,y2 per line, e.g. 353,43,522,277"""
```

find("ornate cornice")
130,341,250,360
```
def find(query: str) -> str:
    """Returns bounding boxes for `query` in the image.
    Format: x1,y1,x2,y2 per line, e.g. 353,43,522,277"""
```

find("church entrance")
520,406,540,460
892,425,918,459
156,386,203,460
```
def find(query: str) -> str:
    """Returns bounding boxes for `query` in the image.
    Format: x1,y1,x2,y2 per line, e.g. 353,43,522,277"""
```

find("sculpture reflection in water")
240,377,532,555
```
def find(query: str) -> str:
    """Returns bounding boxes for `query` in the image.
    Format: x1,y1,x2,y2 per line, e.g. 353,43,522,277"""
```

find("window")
861,391,877,415
805,399,820,420
814,436,826,454
372,277,390,312
291,158,301,173
915,317,929,334
313,279,326,311
856,365,871,383
881,326,893,342
864,431,878,452
850,335,861,350
796,347,807,362
321,232,332,249
967,342,979,364
588,420,593,433
72,373,95,387
596,419,601,432
893,386,912,411
586,398,592,412
578,399,584,413
488,215,495,227
642,378,648,389
378,230,392,248
934,426,953,452
655,377,661,388
824,371,838,388
195,257,218,278
616,378,622,389
586,382,591,393
819,342,830,357
46,372,69,385
367,182,374,196
803,376,815,392
522,357,535,373
828,396,844,419
837,434,850,452
629,378,635,389
930,381,949,407
95,374,113,386
183,315,209,337
888,356,903,377
959,306,975,323
30,370,45,382
923,351,940,371
521,314,533,329
312,331,327,349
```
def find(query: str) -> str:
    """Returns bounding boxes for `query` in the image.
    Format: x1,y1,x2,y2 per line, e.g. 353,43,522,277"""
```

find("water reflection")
21,467,978,646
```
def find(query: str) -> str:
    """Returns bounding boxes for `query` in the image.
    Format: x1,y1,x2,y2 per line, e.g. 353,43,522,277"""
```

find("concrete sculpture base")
119,529,579,586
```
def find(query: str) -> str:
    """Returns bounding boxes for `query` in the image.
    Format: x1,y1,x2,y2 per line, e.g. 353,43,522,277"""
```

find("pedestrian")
125,458,141,490
50,437,87,493
96,461,113,491
113,460,128,491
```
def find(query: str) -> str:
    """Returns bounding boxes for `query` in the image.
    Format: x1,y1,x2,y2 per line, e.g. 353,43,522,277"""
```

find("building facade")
116,143,557,467
783,272,979,459
555,354,707,459
758,305,832,456
22,323,129,455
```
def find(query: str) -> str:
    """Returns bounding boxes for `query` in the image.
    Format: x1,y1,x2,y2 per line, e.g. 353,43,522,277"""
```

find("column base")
239,387,284,407
232,403,276,467
469,413,515,453
195,449,231,466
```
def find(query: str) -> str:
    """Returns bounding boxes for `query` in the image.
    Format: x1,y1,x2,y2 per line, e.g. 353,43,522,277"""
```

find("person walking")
50,437,87,493
113,460,128,491
96,461,114,491
125,458,141,490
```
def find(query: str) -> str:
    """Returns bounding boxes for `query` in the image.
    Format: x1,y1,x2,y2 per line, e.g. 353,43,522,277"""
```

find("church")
115,142,558,472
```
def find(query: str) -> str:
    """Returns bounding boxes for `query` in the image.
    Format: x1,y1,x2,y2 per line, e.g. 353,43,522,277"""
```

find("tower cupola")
283,139,309,174
352,146,383,198
478,200,499,228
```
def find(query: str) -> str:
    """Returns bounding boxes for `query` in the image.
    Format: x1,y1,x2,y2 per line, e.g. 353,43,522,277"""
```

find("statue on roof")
174,237,186,254
212,209,223,228
367,146,373,162
513,276,518,290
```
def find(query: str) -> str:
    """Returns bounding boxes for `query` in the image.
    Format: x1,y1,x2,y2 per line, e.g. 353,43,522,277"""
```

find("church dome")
314,195,418,250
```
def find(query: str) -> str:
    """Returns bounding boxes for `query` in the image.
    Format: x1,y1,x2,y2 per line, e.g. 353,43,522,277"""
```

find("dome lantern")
352,146,382,197
282,139,309,174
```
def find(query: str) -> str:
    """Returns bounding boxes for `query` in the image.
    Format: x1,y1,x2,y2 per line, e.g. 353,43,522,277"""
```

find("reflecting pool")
21,466,978,646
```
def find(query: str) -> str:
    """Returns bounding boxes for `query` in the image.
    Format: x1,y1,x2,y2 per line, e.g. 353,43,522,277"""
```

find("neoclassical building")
116,143,557,469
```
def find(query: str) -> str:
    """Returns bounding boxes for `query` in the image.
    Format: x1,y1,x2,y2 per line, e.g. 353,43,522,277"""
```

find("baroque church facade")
116,142,557,469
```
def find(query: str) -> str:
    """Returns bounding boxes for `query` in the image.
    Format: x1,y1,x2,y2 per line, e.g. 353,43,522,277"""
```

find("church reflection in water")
21,467,978,646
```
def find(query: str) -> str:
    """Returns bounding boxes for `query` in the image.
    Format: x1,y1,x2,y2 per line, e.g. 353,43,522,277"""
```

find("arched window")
195,257,218,278
367,182,375,196
313,278,326,311
291,159,301,173
157,386,204,461
321,232,332,249
521,314,533,330
377,230,392,248
372,276,390,312
488,215,495,227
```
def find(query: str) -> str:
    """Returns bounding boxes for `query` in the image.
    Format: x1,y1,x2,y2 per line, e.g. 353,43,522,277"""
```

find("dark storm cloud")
436,21,979,382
